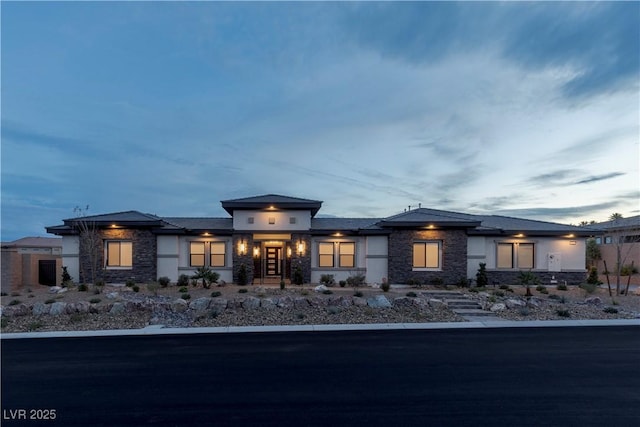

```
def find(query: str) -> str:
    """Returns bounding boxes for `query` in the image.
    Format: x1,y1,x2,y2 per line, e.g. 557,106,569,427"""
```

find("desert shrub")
586,267,600,285
237,263,248,286
44,298,56,304
181,293,191,300
548,294,561,300
612,299,619,306
339,280,346,288
147,282,160,296
406,291,418,298
132,285,140,293
518,307,530,316
381,278,390,292
603,307,618,314
320,274,335,287
78,284,88,292
476,263,489,288
280,280,285,290
158,276,171,288
456,277,471,288
469,287,479,293
322,289,333,295
519,271,539,296
8,299,21,306
488,295,497,303
89,298,101,304
177,274,190,288
1,318,8,328
293,266,304,286
61,266,73,286
210,291,222,298
621,264,639,276
300,289,309,296
499,284,511,290
556,309,570,318
238,288,248,294
559,296,567,304
557,283,568,291
429,277,444,287
178,286,188,293
346,274,366,287
295,312,305,320
70,313,84,323
354,291,364,297
28,321,43,331
406,277,422,287
536,285,546,292
126,279,136,288
0,292,7,296
579,283,598,294
494,291,505,297
539,288,549,294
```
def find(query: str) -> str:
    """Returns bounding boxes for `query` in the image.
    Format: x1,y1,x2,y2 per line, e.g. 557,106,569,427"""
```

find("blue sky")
2,1,639,241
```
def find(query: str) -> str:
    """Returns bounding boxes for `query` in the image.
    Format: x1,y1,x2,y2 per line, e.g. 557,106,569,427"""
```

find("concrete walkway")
2,318,638,340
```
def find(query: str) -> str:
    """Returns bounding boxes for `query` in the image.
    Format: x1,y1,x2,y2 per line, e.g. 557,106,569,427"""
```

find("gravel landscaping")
1,281,639,333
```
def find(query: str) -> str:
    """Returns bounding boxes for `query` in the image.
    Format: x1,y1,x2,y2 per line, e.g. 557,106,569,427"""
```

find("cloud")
574,172,626,185
493,201,621,222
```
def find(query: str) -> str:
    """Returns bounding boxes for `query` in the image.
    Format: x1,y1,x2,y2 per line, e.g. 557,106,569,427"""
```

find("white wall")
176,236,234,283
157,236,179,282
233,210,311,231
365,236,388,284
61,236,80,282
467,236,487,278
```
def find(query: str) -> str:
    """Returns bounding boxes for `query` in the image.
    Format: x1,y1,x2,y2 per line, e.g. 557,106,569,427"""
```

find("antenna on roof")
418,203,422,209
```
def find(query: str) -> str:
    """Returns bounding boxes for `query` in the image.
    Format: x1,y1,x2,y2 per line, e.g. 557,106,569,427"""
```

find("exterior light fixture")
287,247,292,258
238,240,247,255
515,233,525,238
296,241,306,256
202,232,211,237
253,246,260,258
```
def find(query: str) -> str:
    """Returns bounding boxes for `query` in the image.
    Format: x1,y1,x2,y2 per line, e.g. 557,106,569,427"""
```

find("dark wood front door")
265,247,282,276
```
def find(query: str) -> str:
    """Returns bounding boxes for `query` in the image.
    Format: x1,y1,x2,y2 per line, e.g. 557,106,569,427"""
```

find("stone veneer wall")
486,270,587,286
232,234,254,284
388,229,468,285
79,229,157,284
290,233,311,283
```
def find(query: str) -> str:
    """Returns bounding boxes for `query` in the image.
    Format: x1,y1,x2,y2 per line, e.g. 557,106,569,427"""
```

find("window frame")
318,242,335,268
190,242,206,267
105,240,133,269
338,242,355,268
189,240,227,268
496,241,536,270
209,241,226,267
412,241,442,270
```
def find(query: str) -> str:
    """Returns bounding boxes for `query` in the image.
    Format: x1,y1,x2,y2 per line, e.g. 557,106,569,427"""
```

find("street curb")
2,319,639,340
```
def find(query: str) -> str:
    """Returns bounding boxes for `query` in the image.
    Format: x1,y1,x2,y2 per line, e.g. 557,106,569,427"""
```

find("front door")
265,247,282,276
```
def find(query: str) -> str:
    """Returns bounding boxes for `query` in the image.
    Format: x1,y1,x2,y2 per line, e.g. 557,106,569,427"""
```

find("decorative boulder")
170,299,188,313
506,299,526,309
32,302,50,316
242,296,261,310
353,296,367,306
584,297,602,305
260,298,276,309
110,302,126,315
490,303,507,312
367,295,391,308
428,298,445,308
189,297,212,312
314,285,328,293
49,302,67,316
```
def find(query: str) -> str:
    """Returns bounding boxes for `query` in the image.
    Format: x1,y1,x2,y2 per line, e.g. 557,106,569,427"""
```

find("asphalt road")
2,327,639,426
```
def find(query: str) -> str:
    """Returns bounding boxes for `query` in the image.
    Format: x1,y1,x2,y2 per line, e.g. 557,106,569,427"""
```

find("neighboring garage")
1,237,62,293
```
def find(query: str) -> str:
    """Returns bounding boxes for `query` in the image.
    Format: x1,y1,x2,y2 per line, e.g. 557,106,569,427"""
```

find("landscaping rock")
294,297,310,309
367,295,391,308
32,302,50,316
171,299,188,313
75,301,91,313
49,286,62,294
189,297,212,311
107,292,119,300
314,285,328,293
584,297,602,305
276,296,294,309
210,298,228,311
49,302,67,316
57,287,68,294
506,298,526,309
260,298,276,309
353,296,367,306
242,296,260,310
428,298,445,308
490,303,506,312
110,302,126,315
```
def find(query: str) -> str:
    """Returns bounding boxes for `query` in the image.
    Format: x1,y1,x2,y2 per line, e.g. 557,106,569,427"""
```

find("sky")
1,1,639,242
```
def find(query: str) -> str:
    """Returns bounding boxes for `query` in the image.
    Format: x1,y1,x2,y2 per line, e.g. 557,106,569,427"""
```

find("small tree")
237,263,248,286
519,271,539,297
585,238,601,269
74,205,102,285
192,267,218,289
293,265,304,286
475,263,488,288
606,213,639,295
61,266,73,287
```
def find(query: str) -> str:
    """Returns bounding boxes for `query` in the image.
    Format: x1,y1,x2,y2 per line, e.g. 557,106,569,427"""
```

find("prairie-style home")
46,194,596,286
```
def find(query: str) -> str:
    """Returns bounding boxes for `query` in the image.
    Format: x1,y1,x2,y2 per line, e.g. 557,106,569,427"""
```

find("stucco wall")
233,210,312,231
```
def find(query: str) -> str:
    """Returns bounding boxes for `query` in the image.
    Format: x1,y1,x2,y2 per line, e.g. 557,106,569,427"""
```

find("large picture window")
210,242,226,267
106,241,132,268
319,242,335,267
190,242,206,267
497,242,535,269
413,242,440,269
339,242,355,268
190,241,226,267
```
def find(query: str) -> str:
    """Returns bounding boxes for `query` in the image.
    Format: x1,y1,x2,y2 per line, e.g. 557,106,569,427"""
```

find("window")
595,237,602,245
190,241,226,267
190,242,205,267
497,242,535,269
268,217,276,225
413,242,440,269
106,241,132,267
210,242,226,267
339,242,355,268
289,217,297,224
604,236,612,244
319,243,335,267
247,217,254,224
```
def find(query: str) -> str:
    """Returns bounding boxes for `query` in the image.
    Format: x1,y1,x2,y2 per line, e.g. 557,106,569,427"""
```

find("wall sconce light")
287,247,292,258
238,240,247,256
296,241,305,256
253,246,260,258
